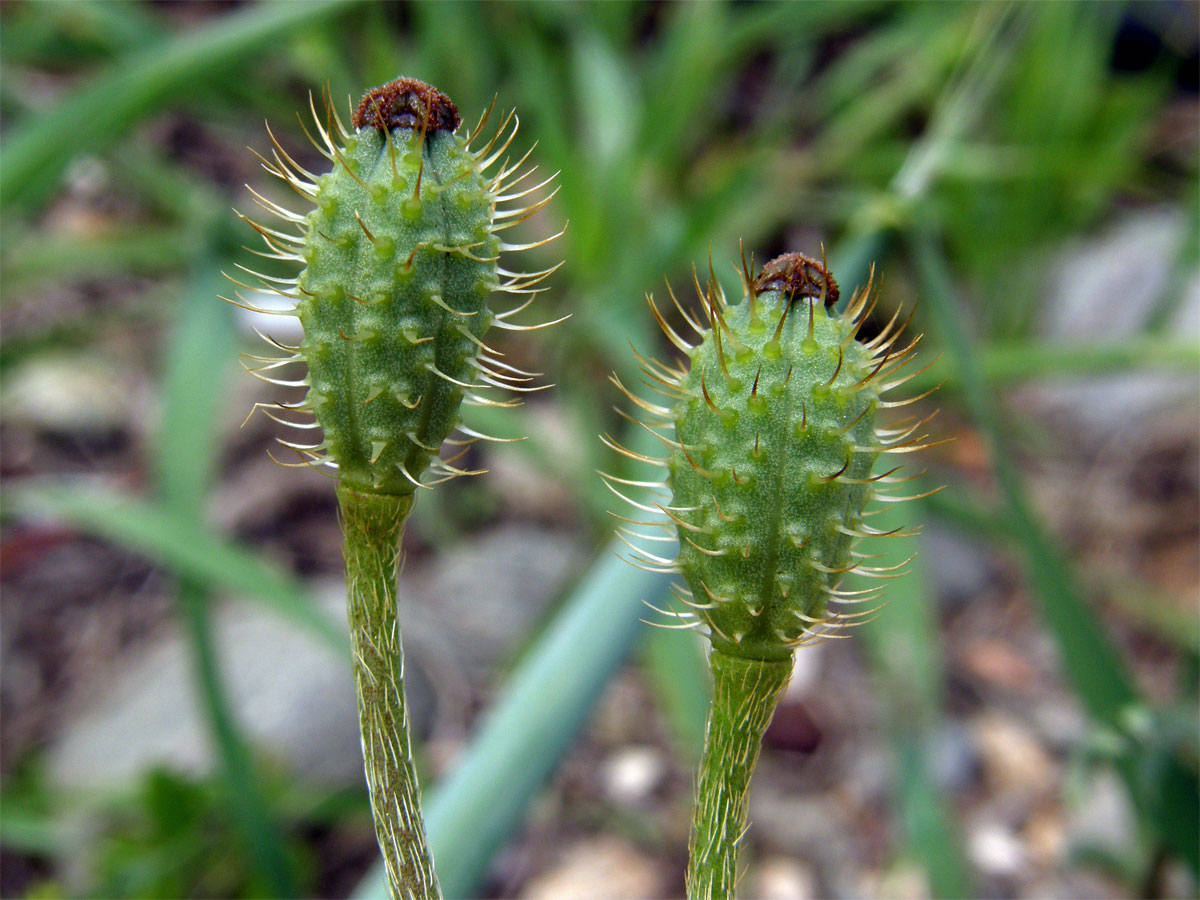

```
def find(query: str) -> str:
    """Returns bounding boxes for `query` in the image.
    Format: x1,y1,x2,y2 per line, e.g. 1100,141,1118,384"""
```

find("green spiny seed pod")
607,250,938,899
231,78,562,900
611,251,933,656
234,77,563,493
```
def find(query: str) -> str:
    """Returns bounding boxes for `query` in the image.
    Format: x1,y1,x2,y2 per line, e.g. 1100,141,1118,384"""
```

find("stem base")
687,652,792,900
338,484,440,900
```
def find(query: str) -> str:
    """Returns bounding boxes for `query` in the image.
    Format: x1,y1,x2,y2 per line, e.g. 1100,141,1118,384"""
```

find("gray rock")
922,525,994,607
927,720,979,792
47,524,583,790
1065,770,1135,856
1031,208,1200,439
48,585,362,788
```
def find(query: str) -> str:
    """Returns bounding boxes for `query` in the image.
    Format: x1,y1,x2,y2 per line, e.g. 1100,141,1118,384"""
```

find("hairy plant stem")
687,652,792,900
337,484,441,900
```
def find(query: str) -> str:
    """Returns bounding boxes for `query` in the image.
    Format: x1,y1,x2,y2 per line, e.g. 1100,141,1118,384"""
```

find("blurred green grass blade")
1,0,361,209
175,580,300,898
0,229,190,295
6,485,342,653
571,27,639,169
353,528,676,900
0,0,163,65
407,1,498,115
1141,735,1200,878
908,225,1139,721
157,254,233,513
642,626,710,761
158,249,298,897
856,502,970,898
856,505,943,721
907,226,1199,878
895,736,969,899
907,337,1200,394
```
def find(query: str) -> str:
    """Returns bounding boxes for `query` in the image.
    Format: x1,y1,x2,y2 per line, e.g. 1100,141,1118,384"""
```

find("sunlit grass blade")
1,0,362,208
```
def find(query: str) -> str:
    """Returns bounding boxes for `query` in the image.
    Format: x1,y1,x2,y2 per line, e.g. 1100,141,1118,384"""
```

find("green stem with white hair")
687,653,792,899
338,485,439,899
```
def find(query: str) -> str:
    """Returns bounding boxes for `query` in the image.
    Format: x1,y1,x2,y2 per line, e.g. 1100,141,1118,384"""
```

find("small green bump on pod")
402,197,422,221
373,235,396,259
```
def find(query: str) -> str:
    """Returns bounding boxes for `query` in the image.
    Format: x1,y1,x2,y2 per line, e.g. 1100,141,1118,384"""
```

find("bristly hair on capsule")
602,246,945,658
226,77,567,493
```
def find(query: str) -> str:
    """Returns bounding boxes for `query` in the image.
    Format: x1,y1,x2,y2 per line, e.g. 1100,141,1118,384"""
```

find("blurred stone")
1023,805,1065,867
485,401,579,519
48,585,363,788
971,712,1054,798
602,745,666,806
1032,208,1200,439
413,524,584,668
751,855,817,900
521,836,665,900
922,525,993,606
927,720,979,792
839,742,892,807
1022,872,1125,900
3,354,133,435
959,638,1039,694
1065,770,1135,857
1031,697,1089,752
870,860,931,900
968,819,1028,877
749,792,856,871
47,524,582,790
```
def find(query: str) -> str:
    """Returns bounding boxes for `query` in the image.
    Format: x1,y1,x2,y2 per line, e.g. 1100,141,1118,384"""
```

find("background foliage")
1,2,1197,898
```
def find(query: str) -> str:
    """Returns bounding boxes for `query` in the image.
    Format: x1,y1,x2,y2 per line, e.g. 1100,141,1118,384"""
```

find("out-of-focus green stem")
176,581,299,896
337,484,440,900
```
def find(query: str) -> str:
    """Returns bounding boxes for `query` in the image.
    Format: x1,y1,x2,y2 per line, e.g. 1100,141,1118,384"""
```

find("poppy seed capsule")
608,252,934,663
234,77,563,495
